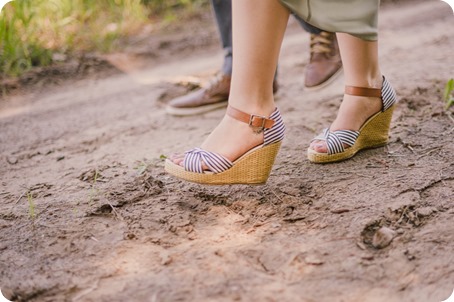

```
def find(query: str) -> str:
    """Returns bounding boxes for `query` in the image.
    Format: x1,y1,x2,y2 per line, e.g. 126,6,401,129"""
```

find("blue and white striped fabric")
313,76,397,155
381,77,397,111
183,148,233,173
313,128,360,155
264,108,285,146
183,108,285,174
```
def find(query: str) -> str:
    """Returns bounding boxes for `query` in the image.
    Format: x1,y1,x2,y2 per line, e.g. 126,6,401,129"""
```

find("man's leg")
211,0,233,76
165,0,233,116
293,15,343,90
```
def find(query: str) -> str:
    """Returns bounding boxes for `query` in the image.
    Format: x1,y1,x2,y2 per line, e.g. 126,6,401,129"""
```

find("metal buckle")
249,114,266,134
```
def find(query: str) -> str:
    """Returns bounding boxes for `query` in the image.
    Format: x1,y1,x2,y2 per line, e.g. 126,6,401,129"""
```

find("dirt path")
1,1,453,301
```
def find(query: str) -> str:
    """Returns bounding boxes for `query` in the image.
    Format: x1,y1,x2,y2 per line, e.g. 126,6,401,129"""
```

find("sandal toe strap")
184,148,233,174
321,129,360,155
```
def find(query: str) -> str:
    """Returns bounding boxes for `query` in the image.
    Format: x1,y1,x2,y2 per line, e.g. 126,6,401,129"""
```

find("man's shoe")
166,74,279,116
166,74,231,116
304,31,343,90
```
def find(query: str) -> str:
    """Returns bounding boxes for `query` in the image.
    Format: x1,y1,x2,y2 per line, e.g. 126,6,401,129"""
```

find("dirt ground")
1,1,453,301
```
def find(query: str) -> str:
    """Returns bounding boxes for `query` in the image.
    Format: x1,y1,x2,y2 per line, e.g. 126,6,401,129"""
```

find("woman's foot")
309,93,383,153
307,76,398,164
165,104,285,184
170,105,276,170
310,74,385,153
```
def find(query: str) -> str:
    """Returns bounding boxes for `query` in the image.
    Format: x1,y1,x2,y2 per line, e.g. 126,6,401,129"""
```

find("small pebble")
372,227,396,249
161,253,172,265
125,233,136,240
356,241,367,250
6,156,18,165
304,254,324,265
416,207,436,217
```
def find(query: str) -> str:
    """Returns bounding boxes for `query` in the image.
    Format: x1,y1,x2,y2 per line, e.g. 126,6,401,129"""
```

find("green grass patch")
27,191,36,219
444,78,454,110
0,0,207,77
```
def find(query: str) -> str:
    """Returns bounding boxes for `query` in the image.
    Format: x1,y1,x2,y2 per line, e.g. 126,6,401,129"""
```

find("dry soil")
1,1,453,301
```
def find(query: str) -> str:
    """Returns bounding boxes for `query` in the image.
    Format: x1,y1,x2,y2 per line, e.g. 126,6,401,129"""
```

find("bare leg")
310,33,383,152
172,0,289,166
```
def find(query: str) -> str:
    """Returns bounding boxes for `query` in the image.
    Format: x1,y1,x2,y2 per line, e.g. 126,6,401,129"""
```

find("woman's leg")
310,33,383,153
228,0,288,113
172,0,290,166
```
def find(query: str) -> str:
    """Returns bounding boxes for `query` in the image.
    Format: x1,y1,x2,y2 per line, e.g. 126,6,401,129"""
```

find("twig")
404,144,415,153
417,146,442,159
446,111,454,124
107,201,123,221
270,190,284,205
338,170,371,178
15,191,26,204
283,216,306,223
387,154,406,157
72,279,100,301
442,127,454,136
246,220,272,233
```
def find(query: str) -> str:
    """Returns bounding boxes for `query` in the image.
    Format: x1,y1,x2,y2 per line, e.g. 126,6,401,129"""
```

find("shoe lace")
205,73,226,93
310,31,333,56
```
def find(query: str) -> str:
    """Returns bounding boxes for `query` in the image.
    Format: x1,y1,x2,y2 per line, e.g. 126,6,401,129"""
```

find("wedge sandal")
165,106,285,185
308,76,397,163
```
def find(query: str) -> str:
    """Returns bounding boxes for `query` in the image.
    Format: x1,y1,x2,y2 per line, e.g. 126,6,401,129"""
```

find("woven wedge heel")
165,106,285,185
308,76,397,163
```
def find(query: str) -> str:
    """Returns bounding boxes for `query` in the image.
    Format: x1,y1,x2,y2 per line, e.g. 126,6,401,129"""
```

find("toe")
169,153,185,166
174,158,184,166
168,153,209,170
310,140,328,153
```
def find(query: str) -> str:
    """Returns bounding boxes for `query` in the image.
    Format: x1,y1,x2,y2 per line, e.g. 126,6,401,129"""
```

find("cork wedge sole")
165,141,282,185
307,105,395,163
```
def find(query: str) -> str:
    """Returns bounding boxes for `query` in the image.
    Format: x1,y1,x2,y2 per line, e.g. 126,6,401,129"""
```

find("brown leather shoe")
304,31,343,90
166,74,231,116
166,73,279,116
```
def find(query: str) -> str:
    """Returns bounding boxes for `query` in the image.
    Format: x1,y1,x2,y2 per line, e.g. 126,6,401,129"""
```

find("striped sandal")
165,106,285,185
307,76,397,163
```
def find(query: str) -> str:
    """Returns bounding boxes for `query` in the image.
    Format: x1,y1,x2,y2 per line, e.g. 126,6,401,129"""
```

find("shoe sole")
307,105,395,163
166,101,228,116
303,66,343,92
165,141,282,185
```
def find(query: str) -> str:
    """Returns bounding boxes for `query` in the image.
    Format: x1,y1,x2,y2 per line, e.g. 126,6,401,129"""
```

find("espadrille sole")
308,105,395,163
165,141,282,185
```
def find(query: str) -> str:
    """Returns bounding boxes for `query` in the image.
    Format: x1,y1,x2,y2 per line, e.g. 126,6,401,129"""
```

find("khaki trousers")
279,0,380,41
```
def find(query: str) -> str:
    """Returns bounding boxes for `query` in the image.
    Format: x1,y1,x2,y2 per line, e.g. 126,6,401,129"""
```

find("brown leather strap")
345,86,381,97
227,106,275,129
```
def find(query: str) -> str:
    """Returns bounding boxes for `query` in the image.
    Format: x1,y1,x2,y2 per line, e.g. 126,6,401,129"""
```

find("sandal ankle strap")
227,106,275,131
345,86,381,97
